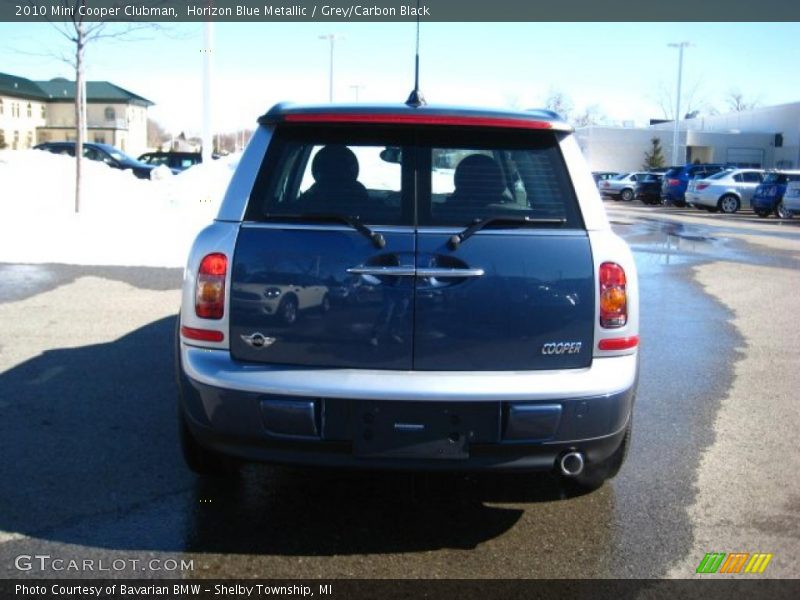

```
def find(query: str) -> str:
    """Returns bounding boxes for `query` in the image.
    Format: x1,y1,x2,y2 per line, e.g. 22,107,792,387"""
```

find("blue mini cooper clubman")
176,102,640,490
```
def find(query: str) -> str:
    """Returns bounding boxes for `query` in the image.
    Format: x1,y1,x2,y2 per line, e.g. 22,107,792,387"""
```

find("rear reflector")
181,326,224,342
283,112,553,130
598,336,639,351
196,253,227,319
599,262,627,328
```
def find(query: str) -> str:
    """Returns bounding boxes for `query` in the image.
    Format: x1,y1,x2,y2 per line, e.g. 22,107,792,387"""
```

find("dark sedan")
635,173,664,205
34,142,155,179
137,151,202,172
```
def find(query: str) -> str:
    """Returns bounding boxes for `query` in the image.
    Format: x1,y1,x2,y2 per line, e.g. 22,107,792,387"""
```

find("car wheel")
179,410,240,477
755,208,770,218
569,420,632,491
620,188,634,202
718,194,740,214
776,201,793,220
279,296,298,325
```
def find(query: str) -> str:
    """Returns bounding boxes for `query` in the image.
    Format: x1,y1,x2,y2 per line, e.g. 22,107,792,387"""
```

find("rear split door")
230,123,594,372
412,129,595,371
230,126,417,369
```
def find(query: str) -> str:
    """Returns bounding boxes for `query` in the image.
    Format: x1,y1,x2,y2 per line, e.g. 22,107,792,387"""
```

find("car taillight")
696,182,710,191
667,178,680,187
196,253,227,319
599,262,627,328
602,181,610,188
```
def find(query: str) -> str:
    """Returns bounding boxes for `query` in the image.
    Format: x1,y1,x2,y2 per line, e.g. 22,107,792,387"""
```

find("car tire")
569,420,632,491
278,296,299,325
620,188,634,202
776,201,793,220
718,195,740,214
179,410,240,477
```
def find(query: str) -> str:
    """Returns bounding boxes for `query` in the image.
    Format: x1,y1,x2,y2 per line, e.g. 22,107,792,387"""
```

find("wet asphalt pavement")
1,203,798,579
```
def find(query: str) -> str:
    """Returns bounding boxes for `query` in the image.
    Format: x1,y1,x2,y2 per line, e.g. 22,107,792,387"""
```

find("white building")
0,72,153,156
575,102,800,172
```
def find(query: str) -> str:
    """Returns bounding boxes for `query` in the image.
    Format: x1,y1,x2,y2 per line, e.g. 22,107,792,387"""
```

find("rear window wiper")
448,215,566,250
263,213,386,249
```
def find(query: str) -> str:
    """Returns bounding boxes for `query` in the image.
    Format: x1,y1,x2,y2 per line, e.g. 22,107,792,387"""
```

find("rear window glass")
248,125,582,229
707,170,731,180
763,173,800,184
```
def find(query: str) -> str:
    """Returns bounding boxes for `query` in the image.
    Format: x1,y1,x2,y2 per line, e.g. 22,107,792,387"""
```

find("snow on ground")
0,150,240,268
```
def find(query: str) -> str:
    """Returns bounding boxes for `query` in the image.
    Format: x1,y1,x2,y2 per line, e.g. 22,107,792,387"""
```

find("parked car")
686,168,765,214
661,164,727,206
176,102,640,490
137,151,202,172
592,171,620,184
34,142,155,179
634,173,664,205
599,171,649,201
751,170,800,219
780,180,800,217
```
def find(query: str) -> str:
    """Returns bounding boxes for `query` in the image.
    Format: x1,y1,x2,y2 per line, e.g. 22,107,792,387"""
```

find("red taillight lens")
599,262,627,328
696,183,710,191
598,336,639,351
602,181,610,188
667,178,680,187
181,326,224,342
196,253,227,319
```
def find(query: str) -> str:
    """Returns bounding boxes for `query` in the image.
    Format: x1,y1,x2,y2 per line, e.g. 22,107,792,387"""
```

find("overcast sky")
1,22,798,134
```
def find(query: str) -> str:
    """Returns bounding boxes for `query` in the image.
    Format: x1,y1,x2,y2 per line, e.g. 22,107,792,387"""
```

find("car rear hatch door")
229,125,417,369
412,129,595,371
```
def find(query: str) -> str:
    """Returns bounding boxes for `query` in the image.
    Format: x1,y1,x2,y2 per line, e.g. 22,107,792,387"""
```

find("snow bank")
0,150,240,268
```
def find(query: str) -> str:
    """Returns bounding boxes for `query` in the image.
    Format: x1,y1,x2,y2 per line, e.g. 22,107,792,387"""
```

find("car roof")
141,151,200,156
258,102,573,132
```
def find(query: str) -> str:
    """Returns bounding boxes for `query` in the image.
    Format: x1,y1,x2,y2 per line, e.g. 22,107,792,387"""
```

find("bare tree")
725,88,760,113
147,118,171,150
652,79,714,120
572,104,607,128
46,6,157,212
543,89,574,122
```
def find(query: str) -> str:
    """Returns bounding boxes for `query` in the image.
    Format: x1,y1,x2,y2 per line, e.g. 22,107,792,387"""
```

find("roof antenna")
405,0,426,107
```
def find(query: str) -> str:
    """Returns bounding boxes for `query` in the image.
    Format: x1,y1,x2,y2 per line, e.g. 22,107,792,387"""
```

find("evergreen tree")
643,137,666,170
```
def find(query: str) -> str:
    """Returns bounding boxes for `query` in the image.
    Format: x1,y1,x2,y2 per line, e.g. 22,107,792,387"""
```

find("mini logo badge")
240,332,276,349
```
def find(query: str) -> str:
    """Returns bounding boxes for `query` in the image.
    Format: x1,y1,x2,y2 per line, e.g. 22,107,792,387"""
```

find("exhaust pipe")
559,451,585,477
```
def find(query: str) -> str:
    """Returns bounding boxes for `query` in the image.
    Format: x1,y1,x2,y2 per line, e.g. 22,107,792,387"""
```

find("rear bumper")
751,196,776,211
661,189,685,203
178,346,638,471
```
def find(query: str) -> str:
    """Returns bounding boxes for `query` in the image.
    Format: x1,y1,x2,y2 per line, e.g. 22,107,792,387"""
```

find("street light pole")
202,22,213,164
349,84,365,102
668,41,691,165
319,34,344,102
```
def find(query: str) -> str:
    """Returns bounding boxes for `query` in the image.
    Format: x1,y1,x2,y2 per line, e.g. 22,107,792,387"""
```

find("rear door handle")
346,266,416,276
347,266,484,278
416,268,484,278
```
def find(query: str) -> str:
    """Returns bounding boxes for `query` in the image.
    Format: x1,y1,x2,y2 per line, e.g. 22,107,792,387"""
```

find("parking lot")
0,201,798,579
